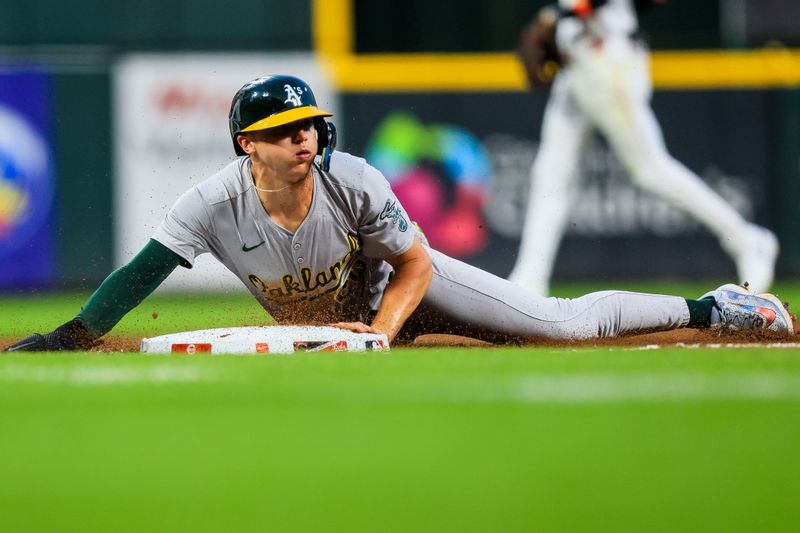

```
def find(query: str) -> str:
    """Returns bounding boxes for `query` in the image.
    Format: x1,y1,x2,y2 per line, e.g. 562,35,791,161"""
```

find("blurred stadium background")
2,4,800,532
1,0,799,294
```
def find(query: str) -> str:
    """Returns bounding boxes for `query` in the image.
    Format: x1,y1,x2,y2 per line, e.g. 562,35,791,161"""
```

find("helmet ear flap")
314,117,329,153
315,118,337,171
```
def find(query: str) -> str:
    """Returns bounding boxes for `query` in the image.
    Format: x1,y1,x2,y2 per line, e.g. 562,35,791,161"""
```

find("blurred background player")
508,0,779,296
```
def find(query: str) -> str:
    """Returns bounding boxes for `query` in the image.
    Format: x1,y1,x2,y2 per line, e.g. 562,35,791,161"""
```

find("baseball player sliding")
3,75,792,352
509,0,779,296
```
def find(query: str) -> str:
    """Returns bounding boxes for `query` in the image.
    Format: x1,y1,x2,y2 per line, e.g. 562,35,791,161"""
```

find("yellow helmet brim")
240,106,334,133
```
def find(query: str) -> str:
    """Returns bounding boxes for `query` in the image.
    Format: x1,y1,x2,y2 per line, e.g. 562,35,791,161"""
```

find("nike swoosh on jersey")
242,241,266,252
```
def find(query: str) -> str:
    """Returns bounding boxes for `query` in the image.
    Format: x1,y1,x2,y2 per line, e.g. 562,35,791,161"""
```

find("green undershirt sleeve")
76,239,184,337
685,297,715,328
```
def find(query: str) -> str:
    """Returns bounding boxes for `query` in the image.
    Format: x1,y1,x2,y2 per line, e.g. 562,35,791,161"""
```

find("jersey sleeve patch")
378,199,409,232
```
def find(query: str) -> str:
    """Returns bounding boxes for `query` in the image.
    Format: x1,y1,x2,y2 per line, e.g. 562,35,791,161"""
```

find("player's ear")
237,134,254,155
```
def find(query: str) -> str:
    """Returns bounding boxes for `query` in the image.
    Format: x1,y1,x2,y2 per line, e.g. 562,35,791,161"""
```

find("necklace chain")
252,182,292,193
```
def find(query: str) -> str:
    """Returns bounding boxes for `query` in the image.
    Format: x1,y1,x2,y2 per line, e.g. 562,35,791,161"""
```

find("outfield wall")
1,60,798,291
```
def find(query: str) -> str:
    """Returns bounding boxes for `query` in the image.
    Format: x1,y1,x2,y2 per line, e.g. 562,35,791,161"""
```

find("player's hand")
329,321,383,335
3,319,98,352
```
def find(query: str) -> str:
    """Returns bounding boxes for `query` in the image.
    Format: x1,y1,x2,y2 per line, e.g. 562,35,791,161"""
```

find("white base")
140,326,389,355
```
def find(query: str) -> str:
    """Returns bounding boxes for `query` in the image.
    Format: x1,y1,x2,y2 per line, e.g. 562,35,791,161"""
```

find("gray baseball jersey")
154,151,690,340
153,152,414,324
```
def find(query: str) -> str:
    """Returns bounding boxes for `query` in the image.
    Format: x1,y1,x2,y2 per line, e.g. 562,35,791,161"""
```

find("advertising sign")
0,70,55,288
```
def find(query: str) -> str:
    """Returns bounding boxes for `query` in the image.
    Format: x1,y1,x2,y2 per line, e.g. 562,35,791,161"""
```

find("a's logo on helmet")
284,84,304,106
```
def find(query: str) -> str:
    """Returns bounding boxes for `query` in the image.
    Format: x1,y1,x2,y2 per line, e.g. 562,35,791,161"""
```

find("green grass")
0,291,272,338
1,350,800,532
1,281,800,531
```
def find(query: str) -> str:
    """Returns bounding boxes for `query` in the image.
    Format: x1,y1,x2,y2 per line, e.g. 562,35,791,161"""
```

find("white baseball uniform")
508,0,778,296
153,151,690,341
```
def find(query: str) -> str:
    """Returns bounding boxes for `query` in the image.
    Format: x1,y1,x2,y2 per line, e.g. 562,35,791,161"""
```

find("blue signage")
0,69,56,288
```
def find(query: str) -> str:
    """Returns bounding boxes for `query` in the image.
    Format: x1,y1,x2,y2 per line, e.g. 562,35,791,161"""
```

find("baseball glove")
516,6,563,89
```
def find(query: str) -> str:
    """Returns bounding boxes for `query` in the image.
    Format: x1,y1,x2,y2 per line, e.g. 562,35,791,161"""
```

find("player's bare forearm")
367,238,432,342
329,240,431,341
329,238,431,341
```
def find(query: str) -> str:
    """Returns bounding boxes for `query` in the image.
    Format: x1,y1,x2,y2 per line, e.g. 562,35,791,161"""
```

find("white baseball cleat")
734,225,778,294
700,283,793,334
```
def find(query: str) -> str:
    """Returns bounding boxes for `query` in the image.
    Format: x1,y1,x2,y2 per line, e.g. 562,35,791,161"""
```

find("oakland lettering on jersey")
247,234,365,303
379,199,408,232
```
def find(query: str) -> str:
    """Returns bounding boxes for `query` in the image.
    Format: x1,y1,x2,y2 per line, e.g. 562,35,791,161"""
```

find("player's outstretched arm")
3,239,182,352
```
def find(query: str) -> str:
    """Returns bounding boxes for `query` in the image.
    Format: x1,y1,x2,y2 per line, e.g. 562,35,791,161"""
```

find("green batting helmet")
228,75,335,158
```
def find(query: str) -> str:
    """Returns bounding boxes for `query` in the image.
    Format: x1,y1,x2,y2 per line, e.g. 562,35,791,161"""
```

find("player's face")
240,118,319,180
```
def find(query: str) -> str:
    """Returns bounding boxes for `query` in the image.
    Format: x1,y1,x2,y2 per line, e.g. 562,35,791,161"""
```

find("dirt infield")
413,328,800,349
3,327,798,353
